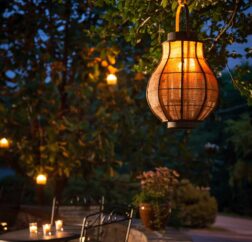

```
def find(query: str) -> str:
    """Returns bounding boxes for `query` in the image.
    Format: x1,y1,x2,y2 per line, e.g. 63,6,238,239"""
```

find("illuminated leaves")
0,0,251,186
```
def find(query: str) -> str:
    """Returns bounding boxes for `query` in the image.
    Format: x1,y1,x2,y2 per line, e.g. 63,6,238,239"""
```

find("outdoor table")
0,228,79,242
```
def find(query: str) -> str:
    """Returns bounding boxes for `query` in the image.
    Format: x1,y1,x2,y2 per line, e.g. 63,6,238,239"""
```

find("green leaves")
232,64,252,105
161,0,169,8
0,0,251,203
225,113,252,190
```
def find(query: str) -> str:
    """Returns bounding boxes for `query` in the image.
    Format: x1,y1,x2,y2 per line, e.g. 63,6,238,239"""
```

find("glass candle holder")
55,220,63,231
29,222,37,234
42,224,51,236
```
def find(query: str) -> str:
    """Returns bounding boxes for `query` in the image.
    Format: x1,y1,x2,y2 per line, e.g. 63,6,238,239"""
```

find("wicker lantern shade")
146,1,219,129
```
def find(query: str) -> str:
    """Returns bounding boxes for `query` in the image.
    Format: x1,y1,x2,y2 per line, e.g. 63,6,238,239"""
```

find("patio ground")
186,214,252,242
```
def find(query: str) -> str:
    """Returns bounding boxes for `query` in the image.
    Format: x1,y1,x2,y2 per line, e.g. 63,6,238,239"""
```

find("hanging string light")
36,173,47,185
36,115,47,185
0,138,10,149
146,0,219,129
106,73,118,85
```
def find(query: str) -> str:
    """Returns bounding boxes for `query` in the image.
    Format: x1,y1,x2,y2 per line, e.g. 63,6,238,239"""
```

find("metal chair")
79,205,134,242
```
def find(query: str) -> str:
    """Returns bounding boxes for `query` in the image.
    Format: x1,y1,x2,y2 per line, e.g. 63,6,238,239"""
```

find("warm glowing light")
29,223,38,234
177,58,196,71
106,73,117,85
0,138,10,148
42,224,51,236
1,222,8,231
36,174,47,185
55,220,63,231
146,2,219,129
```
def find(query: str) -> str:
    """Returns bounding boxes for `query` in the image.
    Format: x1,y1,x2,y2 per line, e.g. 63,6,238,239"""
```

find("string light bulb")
0,138,10,148
36,174,47,185
106,73,117,85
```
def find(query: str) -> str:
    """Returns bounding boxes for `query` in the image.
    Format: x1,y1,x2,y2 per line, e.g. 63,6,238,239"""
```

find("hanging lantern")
106,73,117,85
0,138,10,149
146,0,219,129
36,173,47,185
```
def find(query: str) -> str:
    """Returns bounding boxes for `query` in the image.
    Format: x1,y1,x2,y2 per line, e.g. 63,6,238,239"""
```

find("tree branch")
137,16,151,33
209,0,240,52
59,0,71,115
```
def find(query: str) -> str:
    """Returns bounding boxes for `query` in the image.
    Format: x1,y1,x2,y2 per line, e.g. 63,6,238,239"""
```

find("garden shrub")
62,174,137,206
170,179,217,228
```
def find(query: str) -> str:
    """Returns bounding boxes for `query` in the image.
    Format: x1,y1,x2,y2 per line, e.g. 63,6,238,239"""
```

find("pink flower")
136,167,179,199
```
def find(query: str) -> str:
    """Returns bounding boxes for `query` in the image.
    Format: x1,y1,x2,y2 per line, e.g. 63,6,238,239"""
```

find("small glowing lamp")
36,174,47,185
106,73,117,85
55,220,63,231
0,138,10,148
42,224,51,236
29,222,38,234
0,222,8,231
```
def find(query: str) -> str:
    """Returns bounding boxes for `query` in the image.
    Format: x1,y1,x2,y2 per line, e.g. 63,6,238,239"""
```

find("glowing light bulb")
106,73,117,85
178,58,196,71
36,174,47,185
0,138,10,148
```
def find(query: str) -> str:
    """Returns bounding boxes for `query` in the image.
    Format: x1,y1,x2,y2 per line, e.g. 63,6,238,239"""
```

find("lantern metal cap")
167,31,198,41
167,121,200,129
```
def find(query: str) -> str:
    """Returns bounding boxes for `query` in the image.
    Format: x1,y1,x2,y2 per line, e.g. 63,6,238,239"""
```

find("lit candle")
42,224,51,236
55,220,63,231
29,223,37,234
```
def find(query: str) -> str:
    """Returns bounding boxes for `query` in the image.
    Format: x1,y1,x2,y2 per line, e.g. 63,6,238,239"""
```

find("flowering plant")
133,167,179,230
134,167,179,204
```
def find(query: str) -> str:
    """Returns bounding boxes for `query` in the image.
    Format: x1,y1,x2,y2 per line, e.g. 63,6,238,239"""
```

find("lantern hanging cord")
176,0,189,32
209,0,240,52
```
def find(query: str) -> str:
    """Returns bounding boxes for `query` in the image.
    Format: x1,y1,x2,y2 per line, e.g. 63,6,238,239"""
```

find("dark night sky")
228,6,252,69
228,35,252,68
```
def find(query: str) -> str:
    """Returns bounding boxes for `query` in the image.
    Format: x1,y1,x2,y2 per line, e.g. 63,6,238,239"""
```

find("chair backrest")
62,195,105,207
79,205,134,242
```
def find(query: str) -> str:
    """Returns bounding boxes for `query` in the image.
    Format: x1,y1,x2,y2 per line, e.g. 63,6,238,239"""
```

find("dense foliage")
170,179,218,228
0,0,251,215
